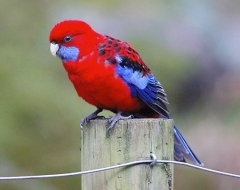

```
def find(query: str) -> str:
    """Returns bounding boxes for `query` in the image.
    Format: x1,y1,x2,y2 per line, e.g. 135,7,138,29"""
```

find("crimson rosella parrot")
49,20,203,166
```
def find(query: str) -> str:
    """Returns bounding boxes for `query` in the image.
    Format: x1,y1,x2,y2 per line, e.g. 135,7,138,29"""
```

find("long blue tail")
174,124,203,166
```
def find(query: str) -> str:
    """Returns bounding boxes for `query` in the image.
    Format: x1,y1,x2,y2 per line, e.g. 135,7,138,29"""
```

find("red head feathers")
49,20,94,43
49,20,101,58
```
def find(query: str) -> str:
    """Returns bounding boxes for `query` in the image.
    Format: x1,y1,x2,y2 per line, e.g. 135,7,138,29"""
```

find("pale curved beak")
50,43,59,56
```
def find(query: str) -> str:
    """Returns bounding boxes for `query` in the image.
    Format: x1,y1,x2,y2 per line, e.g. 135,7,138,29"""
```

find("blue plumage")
57,45,79,62
174,124,203,165
116,55,149,90
115,53,203,166
116,54,169,118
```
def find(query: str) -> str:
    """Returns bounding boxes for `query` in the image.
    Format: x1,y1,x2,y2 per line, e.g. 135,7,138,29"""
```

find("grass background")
1,0,240,189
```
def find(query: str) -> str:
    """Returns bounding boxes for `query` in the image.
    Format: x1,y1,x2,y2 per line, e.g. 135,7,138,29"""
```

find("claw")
80,108,103,129
107,112,133,135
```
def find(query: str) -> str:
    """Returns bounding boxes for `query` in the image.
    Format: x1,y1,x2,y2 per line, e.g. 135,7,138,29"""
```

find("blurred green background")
1,0,240,189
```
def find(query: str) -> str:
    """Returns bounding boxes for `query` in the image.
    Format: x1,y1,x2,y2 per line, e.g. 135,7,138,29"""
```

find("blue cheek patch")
57,46,79,62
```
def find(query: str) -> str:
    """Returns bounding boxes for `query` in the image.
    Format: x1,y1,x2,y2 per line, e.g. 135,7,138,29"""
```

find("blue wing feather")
116,55,169,117
115,54,203,166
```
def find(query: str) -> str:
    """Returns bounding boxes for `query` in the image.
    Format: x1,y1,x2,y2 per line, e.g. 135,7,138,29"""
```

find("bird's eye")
63,36,72,43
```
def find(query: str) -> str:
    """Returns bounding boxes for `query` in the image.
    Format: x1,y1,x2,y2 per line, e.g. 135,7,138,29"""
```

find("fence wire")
0,156,239,180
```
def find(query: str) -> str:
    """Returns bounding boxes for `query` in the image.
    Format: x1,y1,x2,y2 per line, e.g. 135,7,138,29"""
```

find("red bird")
49,20,203,166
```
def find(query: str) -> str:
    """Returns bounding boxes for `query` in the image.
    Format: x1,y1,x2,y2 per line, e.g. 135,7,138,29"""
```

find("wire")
0,159,240,180
0,160,151,180
162,160,240,178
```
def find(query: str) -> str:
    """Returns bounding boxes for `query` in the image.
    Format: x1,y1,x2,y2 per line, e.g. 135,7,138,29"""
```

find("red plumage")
65,58,144,113
49,20,203,166
49,20,157,117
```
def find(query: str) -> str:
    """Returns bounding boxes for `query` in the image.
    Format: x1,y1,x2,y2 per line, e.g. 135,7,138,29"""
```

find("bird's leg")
80,108,104,129
107,111,133,134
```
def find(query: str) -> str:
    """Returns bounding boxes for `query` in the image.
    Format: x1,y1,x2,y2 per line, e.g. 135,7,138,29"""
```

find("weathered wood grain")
81,119,174,190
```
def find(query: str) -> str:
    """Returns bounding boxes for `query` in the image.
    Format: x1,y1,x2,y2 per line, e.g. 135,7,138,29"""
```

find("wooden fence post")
81,118,174,190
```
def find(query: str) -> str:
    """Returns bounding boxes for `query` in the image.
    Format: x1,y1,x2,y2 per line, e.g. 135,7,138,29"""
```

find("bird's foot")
80,108,104,130
107,112,133,135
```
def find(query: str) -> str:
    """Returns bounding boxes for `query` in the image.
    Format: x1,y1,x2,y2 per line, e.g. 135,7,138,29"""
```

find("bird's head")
49,20,99,63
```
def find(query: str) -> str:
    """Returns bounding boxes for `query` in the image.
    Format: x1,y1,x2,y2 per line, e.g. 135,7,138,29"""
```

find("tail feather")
134,113,203,166
174,125,204,166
